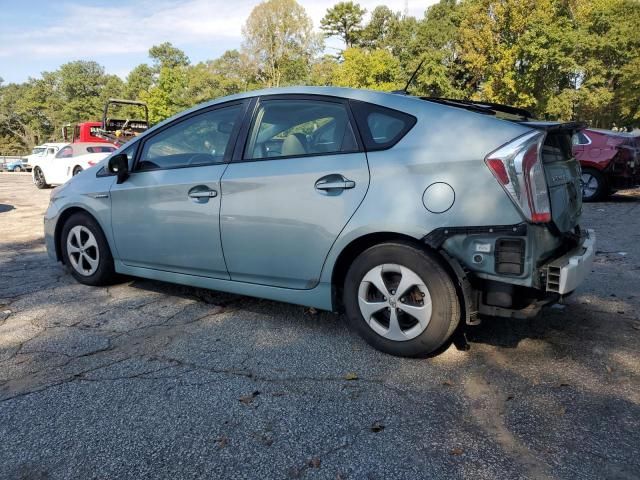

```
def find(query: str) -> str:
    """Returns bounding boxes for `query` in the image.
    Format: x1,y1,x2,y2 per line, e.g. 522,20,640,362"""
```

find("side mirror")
108,153,129,184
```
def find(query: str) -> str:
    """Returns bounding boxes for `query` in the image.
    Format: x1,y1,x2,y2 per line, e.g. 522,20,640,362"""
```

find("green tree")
359,6,399,50
309,55,340,86
149,42,190,70
332,47,402,91
141,65,188,124
242,0,321,87
125,64,154,100
320,1,366,48
139,43,191,123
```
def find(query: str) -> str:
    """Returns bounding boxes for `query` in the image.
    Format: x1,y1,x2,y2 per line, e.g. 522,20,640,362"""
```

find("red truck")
64,122,110,144
573,128,640,201
62,99,150,147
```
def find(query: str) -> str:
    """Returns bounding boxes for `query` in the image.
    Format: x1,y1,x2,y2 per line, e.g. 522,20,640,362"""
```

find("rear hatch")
522,122,584,233
421,98,584,234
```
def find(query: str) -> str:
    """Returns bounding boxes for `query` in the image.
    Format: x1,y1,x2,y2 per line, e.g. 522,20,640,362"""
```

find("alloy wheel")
66,225,100,276
581,172,599,200
357,263,432,341
34,168,45,187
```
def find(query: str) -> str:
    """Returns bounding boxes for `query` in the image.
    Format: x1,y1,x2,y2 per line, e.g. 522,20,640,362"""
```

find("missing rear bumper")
545,229,595,294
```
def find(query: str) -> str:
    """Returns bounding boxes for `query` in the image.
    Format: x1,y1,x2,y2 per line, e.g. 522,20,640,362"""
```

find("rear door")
220,95,369,289
110,101,246,278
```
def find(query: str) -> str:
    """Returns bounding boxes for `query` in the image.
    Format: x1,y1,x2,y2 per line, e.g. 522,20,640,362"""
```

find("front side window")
136,104,242,171
244,99,358,160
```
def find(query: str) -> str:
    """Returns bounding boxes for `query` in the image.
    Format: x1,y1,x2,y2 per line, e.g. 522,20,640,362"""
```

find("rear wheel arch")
330,232,462,311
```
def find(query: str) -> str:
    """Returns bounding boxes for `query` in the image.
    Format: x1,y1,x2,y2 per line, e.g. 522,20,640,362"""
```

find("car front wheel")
33,167,49,189
343,242,460,357
14,166,22,172
61,212,117,286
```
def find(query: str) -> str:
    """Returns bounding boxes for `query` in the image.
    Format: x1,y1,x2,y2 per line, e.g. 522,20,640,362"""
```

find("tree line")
1,0,639,155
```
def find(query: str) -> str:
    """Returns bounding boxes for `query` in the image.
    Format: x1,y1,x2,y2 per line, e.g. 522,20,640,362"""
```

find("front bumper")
545,229,595,295
44,200,61,261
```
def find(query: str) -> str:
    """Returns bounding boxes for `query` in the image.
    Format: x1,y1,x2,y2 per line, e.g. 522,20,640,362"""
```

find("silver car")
44,87,595,357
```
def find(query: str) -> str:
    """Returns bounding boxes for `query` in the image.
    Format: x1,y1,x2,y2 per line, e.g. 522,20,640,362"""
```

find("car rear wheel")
343,242,460,357
581,168,607,202
33,167,49,189
72,166,83,176
61,212,118,286
14,166,22,172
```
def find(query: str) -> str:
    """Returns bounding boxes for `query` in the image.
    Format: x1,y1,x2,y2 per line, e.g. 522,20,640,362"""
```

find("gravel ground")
1,173,639,480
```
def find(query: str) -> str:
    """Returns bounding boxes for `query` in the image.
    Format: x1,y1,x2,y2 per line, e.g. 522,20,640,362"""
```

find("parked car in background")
573,128,640,201
44,87,594,357
2,157,31,172
32,142,116,189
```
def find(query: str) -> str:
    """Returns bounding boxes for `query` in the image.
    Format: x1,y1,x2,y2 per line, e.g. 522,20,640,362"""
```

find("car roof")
587,128,639,138
43,142,69,148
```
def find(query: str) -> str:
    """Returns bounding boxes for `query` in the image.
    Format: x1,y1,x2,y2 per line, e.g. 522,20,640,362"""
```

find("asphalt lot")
1,172,639,480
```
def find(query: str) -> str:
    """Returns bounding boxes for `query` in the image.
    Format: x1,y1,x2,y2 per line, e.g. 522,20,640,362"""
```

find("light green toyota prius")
44,87,595,357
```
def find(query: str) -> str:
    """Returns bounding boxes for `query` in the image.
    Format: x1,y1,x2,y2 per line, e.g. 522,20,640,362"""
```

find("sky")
0,0,438,84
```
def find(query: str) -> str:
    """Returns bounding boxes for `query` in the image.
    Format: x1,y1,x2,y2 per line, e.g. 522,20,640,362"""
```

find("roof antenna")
392,58,425,95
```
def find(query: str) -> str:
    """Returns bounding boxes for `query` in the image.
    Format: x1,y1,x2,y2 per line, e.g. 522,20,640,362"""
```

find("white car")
24,143,64,172
32,142,116,189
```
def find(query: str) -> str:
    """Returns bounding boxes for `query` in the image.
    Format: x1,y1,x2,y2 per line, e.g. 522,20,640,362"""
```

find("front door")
110,102,245,278
220,96,369,289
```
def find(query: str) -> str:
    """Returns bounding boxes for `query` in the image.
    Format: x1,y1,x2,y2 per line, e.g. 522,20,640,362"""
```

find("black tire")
72,166,83,176
61,212,118,286
14,166,22,172
33,167,49,189
581,167,608,202
343,242,460,357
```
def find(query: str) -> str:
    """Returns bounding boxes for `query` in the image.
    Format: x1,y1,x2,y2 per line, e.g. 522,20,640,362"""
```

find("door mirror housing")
108,153,129,184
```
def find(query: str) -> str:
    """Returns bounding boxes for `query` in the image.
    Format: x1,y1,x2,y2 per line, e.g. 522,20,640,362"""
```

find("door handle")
315,176,356,191
188,186,218,200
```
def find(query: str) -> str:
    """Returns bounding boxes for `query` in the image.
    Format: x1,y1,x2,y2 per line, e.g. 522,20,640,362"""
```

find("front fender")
48,174,116,262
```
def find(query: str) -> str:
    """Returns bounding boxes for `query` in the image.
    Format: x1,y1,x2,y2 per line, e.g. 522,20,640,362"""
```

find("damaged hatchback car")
44,87,595,357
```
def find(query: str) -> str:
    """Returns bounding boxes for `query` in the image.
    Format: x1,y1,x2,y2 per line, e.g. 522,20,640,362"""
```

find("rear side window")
86,146,116,153
350,100,416,151
244,99,358,160
572,132,591,146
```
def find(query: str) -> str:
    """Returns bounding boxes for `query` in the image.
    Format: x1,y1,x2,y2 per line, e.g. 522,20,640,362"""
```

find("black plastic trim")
422,223,528,249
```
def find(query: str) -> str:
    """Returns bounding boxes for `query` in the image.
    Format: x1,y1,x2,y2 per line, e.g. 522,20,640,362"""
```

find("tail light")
88,160,98,166
485,131,551,223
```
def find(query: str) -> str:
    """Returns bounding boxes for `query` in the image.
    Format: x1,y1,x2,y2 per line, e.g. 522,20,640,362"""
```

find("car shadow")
0,204,15,213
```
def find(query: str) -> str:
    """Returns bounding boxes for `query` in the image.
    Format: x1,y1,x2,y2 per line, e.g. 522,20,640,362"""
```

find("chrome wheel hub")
581,173,598,198
357,264,432,342
67,226,99,276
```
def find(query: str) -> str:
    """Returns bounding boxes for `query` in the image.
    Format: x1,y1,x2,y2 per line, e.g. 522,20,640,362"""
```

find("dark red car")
573,128,640,201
